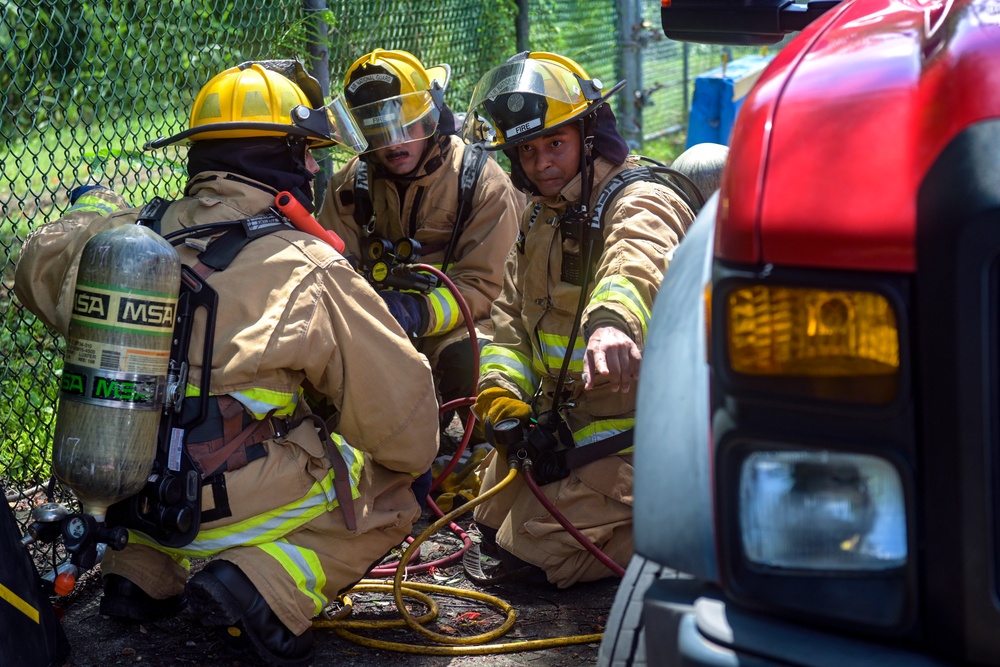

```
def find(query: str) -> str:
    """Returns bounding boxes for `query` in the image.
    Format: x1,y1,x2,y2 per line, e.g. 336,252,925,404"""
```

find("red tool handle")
275,191,346,254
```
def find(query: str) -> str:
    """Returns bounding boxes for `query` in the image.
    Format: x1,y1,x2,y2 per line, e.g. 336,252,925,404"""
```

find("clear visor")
348,90,440,153
461,59,582,146
295,95,368,153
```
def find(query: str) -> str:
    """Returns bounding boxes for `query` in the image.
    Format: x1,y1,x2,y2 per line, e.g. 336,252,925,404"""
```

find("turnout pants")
473,449,634,588
102,426,420,636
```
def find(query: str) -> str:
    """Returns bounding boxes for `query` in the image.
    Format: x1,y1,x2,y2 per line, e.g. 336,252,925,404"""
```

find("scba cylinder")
53,224,181,520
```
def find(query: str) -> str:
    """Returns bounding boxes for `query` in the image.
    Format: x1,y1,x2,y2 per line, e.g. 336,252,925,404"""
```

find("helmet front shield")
292,95,368,153
348,90,441,153
461,59,591,150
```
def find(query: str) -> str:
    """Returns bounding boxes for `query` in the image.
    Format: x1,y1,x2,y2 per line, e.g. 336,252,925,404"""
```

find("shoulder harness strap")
457,142,490,228
150,198,293,277
441,141,491,270
195,211,289,275
352,161,376,235
135,196,173,235
516,203,543,255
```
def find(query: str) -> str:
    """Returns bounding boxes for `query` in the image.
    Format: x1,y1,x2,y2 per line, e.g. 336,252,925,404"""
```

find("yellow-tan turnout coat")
473,155,695,588
14,177,439,634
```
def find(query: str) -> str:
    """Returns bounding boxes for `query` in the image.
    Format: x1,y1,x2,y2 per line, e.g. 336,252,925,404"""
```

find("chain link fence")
639,0,780,148
2,0,777,532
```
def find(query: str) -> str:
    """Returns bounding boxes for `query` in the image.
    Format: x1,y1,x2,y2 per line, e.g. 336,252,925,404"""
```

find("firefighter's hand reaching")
474,387,532,458
583,325,642,392
474,386,532,426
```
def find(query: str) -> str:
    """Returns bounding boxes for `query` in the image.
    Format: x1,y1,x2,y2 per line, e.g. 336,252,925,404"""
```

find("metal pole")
516,0,529,52
682,42,690,128
618,0,643,151
303,0,332,208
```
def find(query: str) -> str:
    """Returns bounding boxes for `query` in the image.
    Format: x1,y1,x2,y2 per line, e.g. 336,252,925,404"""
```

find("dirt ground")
53,514,618,667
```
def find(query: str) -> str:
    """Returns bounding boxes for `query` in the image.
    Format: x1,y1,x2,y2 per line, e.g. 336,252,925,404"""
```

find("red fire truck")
599,1,1000,665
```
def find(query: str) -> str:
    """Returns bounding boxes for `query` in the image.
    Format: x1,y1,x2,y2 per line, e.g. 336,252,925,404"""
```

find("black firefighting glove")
411,468,433,511
378,290,426,338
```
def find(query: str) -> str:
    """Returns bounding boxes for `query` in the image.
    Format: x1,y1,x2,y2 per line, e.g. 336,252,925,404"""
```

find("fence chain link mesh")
2,0,777,549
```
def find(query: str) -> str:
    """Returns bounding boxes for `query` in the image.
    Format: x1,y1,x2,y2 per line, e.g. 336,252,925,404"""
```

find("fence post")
516,0,529,52
617,0,643,151
303,0,333,205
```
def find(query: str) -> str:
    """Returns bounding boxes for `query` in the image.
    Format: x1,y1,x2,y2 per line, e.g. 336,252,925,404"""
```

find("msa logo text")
118,298,176,328
60,370,86,396
73,290,110,319
92,376,152,404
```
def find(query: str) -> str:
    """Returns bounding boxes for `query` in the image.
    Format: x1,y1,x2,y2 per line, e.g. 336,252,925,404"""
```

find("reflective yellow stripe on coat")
589,275,653,339
185,385,301,419
130,435,364,559
425,284,461,335
480,344,541,397
537,331,586,374
66,193,123,216
573,417,636,453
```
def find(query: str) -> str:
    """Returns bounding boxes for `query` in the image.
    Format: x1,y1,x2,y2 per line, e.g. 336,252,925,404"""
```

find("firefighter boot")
186,560,314,667
100,574,186,623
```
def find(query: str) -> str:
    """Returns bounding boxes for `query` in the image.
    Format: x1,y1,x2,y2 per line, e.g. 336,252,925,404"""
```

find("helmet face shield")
349,90,440,152
293,95,368,152
462,58,592,150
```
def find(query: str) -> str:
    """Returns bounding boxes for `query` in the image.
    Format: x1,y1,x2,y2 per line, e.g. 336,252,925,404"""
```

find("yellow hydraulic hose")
312,463,605,655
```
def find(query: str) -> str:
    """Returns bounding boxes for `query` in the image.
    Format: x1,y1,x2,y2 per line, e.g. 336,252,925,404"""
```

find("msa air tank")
53,224,181,520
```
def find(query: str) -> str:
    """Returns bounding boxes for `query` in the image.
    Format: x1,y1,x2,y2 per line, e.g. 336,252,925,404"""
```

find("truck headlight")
726,285,900,403
740,450,907,571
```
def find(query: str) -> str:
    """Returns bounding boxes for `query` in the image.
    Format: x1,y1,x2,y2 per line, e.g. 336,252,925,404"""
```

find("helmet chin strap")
285,137,316,209
579,116,596,214
543,115,598,423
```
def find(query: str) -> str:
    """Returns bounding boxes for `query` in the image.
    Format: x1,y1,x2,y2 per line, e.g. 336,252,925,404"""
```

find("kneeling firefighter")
13,60,439,667
461,53,697,588
318,49,523,448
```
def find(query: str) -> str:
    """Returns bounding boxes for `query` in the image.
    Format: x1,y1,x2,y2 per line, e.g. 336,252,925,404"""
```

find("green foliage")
0,304,60,488
642,134,687,165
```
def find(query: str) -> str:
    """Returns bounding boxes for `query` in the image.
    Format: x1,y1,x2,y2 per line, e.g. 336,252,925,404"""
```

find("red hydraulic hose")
414,264,481,494
366,496,473,577
523,466,626,578
364,265,481,578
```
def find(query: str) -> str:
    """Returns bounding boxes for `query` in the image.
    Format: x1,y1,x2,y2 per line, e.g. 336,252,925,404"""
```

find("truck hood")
717,0,1000,272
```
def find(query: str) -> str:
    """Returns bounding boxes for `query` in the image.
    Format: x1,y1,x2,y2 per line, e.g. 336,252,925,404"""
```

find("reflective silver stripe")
538,331,585,372
480,344,539,396
259,540,327,614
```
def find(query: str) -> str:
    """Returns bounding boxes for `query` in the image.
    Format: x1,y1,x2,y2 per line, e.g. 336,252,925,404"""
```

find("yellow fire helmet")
144,60,366,153
461,52,624,151
342,49,451,153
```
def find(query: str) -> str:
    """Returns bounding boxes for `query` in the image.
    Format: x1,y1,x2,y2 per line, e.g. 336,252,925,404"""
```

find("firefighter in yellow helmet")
318,49,523,452
14,61,439,667
461,53,699,588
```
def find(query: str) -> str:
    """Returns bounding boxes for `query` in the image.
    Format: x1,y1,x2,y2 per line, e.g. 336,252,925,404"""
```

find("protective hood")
186,137,318,212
